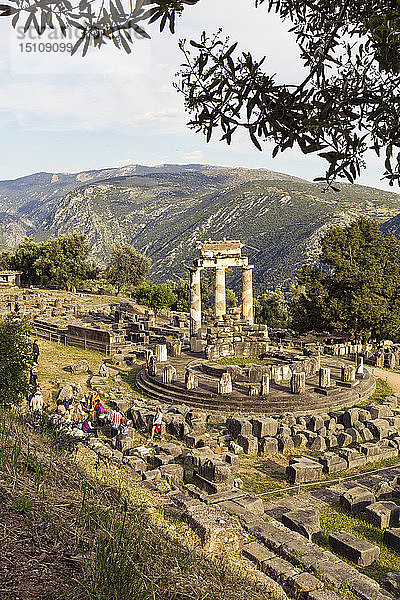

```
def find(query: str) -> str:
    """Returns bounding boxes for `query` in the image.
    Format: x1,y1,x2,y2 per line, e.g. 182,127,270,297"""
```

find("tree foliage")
8,233,95,287
2,1,399,184
254,289,289,328
0,317,32,407
290,217,400,340
106,243,151,294
134,282,177,313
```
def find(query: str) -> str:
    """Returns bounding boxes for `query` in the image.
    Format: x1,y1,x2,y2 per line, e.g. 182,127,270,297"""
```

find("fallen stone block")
286,572,324,596
382,572,400,597
340,486,375,514
319,452,347,474
277,434,295,453
184,503,244,553
384,528,400,552
370,405,393,420
286,457,323,484
263,556,301,585
338,448,367,469
159,463,184,484
259,436,279,455
242,541,275,567
237,434,258,455
365,501,400,528
307,592,341,600
142,468,161,481
252,417,278,438
228,418,252,438
234,494,265,517
367,419,390,440
329,531,380,566
337,432,352,447
281,509,321,542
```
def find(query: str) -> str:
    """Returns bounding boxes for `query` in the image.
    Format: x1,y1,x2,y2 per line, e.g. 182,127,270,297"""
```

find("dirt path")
370,367,400,394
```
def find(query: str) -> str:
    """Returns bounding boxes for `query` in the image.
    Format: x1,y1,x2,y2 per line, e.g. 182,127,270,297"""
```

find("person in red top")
93,398,107,426
108,404,123,438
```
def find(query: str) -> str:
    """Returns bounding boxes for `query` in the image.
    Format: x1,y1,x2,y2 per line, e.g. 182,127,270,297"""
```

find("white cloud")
183,150,203,162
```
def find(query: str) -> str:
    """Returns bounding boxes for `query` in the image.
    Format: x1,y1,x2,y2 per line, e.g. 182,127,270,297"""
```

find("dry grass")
0,409,282,600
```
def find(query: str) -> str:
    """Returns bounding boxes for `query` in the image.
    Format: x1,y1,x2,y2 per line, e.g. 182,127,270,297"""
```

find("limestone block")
287,572,324,595
159,463,184,483
262,556,301,585
365,502,400,529
345,427,363,444
252,417,278,438
308,592,341,600
338,448,366,469
142,468,162,481
310,435,326,452
326,434,338,449
228,418,252,438
184,503,243,553
384,528,400,552
259,436,279,455
337,432,352,447
361,428,374,442
329,531,380,566
319,367,331,388
342,408,360,429
293,433,308,448
319,452,347,474
237,434,258,455
242,541,275,568
370,405,393,420
281,509,321,542
340,486,375,514
382,572,400,596
286,457,323,484
158,442,182,457
367,418,391,440
153,453,174,467
277,434,295,453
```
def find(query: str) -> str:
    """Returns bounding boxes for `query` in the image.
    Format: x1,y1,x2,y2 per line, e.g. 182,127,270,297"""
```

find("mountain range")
1,163,400,293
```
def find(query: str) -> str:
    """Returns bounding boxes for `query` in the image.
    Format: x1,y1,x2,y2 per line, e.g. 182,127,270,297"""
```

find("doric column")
189,267,202,337
242,265,254,324
215,267,226,318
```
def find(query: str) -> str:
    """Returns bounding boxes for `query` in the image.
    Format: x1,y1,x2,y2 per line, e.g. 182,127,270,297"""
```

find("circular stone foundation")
136,351,376,416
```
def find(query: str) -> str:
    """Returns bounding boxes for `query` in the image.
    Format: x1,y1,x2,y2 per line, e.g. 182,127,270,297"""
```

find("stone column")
189,267,202,338
242,265,254,324
291,372,306,394
319,367,331,388
341,365,356,382
261,374,270,395
215,267,226,318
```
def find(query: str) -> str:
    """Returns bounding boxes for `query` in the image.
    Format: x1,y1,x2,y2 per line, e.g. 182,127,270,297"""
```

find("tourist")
26,384,34,406
93,397,107,426
62,396,70,412
56,401,66,417
30,387,44,412
99,362,108,377
82,416,98,437
150,406,163,441
108,404,123,437
32,339,40,363
29,364,38,388
117,422,128,442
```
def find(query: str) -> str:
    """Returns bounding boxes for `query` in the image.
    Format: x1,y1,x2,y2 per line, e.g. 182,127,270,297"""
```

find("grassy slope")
0,409,280,600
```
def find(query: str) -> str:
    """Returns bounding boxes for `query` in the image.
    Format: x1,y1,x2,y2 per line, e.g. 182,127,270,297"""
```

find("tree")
166,278,190,312
226,288,238,309
254,289,289,328
33,233,95,288
134,282,177,314
9,233,95,288
0,250,13,270
0,317,32,407
1,1,400,186
290,217,400,340
105,243,151,295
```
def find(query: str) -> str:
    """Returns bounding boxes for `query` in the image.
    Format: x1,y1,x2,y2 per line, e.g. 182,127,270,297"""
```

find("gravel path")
371,366,400,393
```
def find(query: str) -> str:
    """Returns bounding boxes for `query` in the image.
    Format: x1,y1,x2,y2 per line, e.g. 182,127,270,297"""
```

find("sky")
0,0,395,191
